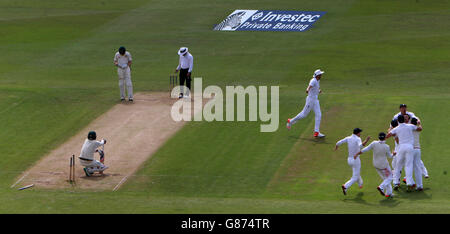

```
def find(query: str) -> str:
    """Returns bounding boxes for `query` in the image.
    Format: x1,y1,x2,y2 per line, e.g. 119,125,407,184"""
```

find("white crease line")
113,176,129,191
10,172,29,188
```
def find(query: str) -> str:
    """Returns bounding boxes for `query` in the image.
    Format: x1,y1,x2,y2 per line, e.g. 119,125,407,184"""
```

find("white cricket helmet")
314,69,325,78
178,47,188,55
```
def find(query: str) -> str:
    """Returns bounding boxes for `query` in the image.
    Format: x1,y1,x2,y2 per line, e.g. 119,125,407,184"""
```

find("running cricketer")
335,128,370,195
287,69,326,138
354,132,394,198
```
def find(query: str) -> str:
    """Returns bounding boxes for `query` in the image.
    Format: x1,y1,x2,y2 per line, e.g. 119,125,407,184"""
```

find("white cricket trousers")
413,148,423,188
291,96,321,132
420,160,428,177
391,155,400,183
393,144,414,186
375,167,393,195
79,159,107,173
344,157,363,189
117,67,133,99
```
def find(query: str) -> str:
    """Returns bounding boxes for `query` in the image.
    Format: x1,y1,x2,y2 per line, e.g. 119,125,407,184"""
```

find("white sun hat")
314,69,325,77
178,47,188,55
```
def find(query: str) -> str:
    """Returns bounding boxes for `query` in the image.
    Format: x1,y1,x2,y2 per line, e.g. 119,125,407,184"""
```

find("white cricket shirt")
177,52,194,72
336,134,363,158
392,111,417,122
361,140,393,169
114,51,132,68
79,139,105,160
389,123,417,146
307,78,320,99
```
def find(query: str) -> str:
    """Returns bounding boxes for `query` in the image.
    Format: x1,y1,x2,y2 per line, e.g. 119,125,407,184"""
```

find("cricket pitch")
12,92,203,191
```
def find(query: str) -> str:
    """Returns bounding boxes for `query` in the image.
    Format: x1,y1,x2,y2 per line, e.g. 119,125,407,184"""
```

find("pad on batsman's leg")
98,149,105,174
98,149,105,163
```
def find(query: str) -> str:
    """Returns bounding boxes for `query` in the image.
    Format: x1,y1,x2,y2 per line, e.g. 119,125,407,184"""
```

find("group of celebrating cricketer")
286,71,427,198
335,104,427,198
90,51,431,194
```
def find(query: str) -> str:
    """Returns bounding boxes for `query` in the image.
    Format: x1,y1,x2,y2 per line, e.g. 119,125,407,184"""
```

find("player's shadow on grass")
395,187,432,201
379,198,401,207
288,135,300,140
301,137,330,144
288,135,330,144
343,192,375,206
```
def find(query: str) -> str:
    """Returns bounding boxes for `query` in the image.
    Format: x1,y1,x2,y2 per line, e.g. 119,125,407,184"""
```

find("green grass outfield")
0,0,449,213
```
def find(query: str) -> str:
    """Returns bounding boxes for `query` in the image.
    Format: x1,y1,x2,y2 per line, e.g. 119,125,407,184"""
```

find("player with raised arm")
335,128,370,195
354,132,394,198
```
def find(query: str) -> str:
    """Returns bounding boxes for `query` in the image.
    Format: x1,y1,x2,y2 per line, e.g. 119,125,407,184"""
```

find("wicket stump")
169,74,178,97
69,154,75,183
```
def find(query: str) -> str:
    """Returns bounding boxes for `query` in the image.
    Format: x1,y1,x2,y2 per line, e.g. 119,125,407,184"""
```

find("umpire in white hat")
174,47,194,98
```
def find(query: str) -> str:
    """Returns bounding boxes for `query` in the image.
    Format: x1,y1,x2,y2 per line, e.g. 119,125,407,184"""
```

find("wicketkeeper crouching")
79,131,108,177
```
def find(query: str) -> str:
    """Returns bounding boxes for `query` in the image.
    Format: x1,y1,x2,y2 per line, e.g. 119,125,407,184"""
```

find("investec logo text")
214,10,326,32
170,78,279,132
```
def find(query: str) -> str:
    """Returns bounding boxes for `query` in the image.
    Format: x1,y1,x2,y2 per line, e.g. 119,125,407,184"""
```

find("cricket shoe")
129,98,133,102
406,184,416,192
314,132,325,138
393,184,400,191
83,167,92,177
99,165,109,173
341,185,347,195
416,187,423,192
377,186,385,196
385,194,394,199
120,97,125,101
286,119,292,130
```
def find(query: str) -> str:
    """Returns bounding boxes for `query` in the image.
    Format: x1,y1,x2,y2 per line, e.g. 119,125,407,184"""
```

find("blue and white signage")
214,10,326,32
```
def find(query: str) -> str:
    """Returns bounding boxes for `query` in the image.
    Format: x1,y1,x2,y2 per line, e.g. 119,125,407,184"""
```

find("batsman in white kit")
287,69,325,138
335,128,370,195
114,46,133,102
354,132,394,198
79,131,108,177
386,115,422,191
